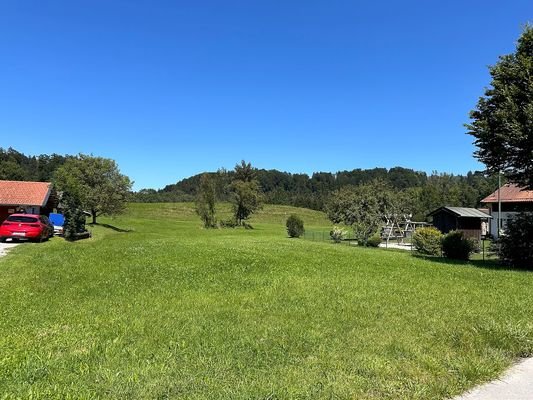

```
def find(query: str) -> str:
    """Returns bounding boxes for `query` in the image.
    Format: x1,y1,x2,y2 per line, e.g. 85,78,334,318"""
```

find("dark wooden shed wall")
431,210,485,240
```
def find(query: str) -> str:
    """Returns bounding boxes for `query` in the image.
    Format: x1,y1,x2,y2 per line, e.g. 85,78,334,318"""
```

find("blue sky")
0,1,531,190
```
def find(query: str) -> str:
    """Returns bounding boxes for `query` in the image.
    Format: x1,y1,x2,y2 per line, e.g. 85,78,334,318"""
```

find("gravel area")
0,241,20,257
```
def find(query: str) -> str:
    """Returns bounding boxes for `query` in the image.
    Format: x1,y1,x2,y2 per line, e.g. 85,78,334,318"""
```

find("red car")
0,214,53,243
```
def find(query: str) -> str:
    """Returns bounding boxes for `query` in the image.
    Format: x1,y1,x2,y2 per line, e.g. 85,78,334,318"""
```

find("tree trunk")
92,210,97,224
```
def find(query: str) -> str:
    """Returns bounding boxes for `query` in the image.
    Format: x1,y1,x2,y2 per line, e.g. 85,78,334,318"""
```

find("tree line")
0,146,501,221
0,147,71,182
134,167,501,221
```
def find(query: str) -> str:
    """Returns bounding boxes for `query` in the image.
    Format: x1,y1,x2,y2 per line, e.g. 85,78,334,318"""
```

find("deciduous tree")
230,161,262,226
54,154,132,224
195,174,217,228
327,180,404,246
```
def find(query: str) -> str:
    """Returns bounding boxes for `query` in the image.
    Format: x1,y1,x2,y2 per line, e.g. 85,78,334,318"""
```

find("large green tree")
54,154,133,224
466,25,533,189
230,161,263,226
326,180,407,245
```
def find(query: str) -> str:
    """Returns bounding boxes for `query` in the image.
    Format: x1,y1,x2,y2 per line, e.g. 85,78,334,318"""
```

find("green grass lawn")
1,203,532,399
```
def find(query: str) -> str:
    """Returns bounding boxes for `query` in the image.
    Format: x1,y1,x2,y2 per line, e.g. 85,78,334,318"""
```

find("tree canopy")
326,180,406,245
467,25,533,189
54,155,133,224
0,147,70,182
230,161,262,226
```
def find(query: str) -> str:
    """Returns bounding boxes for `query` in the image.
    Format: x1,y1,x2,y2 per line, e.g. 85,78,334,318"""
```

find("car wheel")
0,237,5,243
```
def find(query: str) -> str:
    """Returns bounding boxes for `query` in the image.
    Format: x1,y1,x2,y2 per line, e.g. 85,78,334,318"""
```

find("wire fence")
302,229,356,245
302,229,411,245
302,229,500,260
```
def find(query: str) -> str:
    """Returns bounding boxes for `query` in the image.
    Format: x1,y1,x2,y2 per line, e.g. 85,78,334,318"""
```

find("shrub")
286,214,304,238
366,234,382,247
412,227,443,256
330,226,347,243
499,213,533,268
442,230,474,260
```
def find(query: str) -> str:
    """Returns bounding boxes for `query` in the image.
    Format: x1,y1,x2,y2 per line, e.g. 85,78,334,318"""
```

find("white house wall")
490,211,519,238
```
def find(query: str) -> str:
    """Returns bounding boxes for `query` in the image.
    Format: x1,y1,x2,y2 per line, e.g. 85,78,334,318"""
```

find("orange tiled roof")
481,183,533,203
0,180,52,206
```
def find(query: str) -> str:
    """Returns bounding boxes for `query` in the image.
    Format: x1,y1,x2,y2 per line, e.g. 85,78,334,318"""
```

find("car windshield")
6,216,38,223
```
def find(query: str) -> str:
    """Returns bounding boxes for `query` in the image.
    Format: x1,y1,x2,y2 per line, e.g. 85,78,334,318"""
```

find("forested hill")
0,147,500,221
0,147,70,182
133,167,501,220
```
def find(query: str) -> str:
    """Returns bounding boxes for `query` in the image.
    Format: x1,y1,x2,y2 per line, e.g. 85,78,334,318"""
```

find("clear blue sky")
1,1,531,190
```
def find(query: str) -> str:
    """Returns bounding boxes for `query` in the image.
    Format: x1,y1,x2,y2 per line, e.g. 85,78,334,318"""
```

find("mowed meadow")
1,203,533,399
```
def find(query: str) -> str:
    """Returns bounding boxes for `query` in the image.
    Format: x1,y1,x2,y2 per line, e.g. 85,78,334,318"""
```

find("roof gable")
0,180,52,206
481,184,533,203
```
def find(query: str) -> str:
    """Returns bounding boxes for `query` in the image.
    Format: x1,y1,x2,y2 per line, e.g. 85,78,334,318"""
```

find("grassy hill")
123,202,331,227
0,203,532,399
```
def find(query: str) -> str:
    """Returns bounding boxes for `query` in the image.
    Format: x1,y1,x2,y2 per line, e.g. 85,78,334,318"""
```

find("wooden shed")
427,206,491,241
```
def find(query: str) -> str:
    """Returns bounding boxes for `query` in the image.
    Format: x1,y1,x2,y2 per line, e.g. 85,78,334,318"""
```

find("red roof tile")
481,183,533,203
0,180,52,206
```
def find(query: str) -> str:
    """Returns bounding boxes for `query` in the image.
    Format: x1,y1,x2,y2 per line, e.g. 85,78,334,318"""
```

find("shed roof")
428,206,492,218
0,180,52,206
481,184,533,203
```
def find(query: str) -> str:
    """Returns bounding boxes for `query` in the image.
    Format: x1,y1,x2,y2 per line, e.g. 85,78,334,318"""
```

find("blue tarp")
49,213,65,226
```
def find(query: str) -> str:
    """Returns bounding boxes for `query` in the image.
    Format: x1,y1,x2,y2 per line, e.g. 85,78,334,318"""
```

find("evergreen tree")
63,192,86,241
467,25,533,189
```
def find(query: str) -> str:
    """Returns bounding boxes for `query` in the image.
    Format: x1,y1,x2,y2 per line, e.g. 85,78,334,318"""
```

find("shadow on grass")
411,253,532,272
88,223,133,233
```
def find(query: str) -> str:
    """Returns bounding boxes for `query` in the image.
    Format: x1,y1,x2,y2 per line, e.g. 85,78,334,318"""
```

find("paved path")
453,358,533,400
0,241,19,257
379,242,413,251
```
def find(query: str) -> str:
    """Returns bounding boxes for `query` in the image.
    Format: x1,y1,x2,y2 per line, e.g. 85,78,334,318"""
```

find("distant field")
0,203,532,399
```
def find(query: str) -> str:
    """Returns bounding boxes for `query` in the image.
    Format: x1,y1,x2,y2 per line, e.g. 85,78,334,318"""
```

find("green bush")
442,230,474,260
366,234,382,247
330,226,347,243
499,213,533,268
286,214,304,238
412,227,443,255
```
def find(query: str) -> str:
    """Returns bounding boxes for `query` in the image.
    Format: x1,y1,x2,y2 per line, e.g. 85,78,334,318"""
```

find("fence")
302,229,499,261
302,229,356,245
